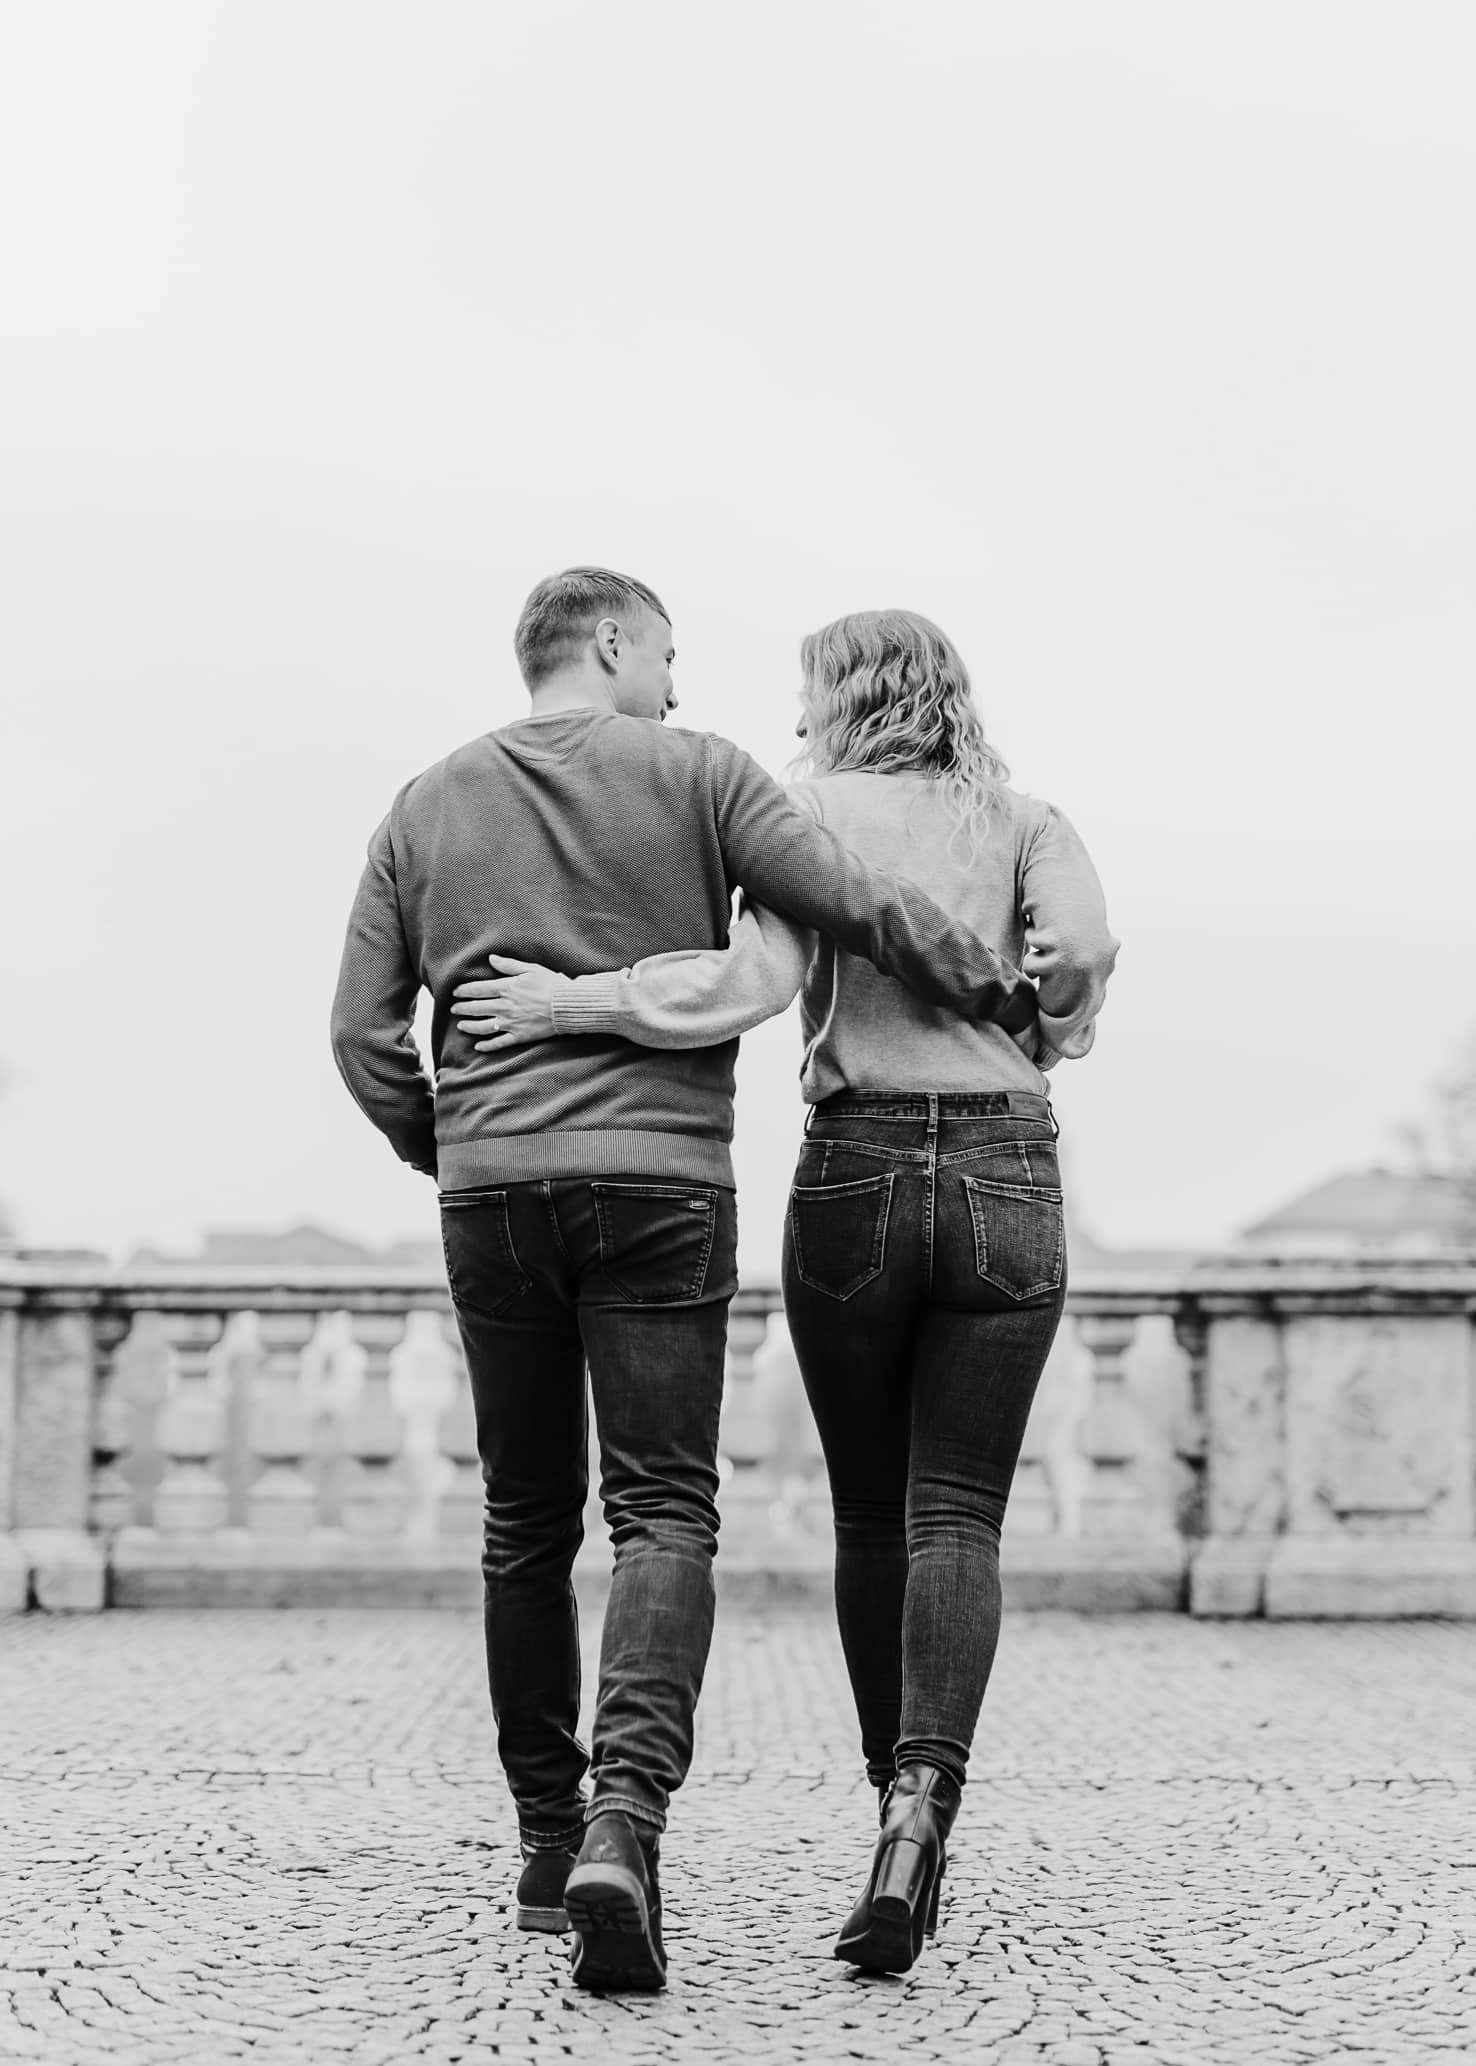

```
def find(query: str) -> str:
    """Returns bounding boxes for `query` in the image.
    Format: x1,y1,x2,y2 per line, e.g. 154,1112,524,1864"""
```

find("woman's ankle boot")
834,1762,961,1974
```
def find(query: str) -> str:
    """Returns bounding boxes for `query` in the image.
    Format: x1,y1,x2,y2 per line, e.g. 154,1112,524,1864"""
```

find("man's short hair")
514,566,670,687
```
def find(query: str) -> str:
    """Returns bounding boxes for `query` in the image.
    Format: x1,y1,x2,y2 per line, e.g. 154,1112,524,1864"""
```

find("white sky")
1,0,1473,1276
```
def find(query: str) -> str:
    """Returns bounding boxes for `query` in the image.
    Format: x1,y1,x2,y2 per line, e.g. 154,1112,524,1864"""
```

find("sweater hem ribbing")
437,1129,735,1191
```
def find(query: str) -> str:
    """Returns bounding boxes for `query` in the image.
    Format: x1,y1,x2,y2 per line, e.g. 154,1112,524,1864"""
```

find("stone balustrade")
1,1254,1473,1615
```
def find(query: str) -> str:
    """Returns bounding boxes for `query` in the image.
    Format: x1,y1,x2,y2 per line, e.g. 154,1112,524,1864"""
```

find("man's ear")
592,616,622,671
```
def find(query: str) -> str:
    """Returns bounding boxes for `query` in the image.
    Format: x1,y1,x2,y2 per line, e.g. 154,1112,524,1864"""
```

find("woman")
452,610,1117,1973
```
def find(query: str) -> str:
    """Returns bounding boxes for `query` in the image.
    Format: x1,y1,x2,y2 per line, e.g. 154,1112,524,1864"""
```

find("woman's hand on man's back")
452,956,572,1051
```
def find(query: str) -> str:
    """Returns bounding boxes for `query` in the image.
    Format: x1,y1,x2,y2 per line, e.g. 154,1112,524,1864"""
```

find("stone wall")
1,1254,1472,1615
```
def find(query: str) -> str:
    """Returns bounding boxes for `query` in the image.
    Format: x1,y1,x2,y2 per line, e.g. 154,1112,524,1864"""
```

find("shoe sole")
564,1862,665,1992
515,1903,569,1935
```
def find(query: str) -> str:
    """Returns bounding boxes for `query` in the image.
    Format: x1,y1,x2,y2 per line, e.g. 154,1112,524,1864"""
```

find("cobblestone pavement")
3,1603,1474,2066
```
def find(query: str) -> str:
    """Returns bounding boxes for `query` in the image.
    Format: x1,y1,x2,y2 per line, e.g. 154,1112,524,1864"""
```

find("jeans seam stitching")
964,1187,1066,1299
442,1190,533,1319
593,1189,718,1305
790,1172,893,1300
544,1181,573,1266
803,1139,927,1163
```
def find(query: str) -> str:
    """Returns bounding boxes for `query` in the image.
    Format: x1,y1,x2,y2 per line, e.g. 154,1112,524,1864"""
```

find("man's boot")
563,1811,666,1992
514,1838,582,1934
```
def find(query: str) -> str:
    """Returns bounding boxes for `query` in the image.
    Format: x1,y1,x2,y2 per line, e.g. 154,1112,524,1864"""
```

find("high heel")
925,1856,944,1939
833,1763,959,1974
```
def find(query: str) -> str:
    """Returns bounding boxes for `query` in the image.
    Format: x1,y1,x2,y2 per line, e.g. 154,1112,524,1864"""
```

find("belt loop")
1048,1100,1060,1140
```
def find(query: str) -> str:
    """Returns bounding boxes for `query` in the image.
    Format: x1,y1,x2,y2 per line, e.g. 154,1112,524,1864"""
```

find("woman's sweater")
548,774,1118,1096
331,719,1042,1186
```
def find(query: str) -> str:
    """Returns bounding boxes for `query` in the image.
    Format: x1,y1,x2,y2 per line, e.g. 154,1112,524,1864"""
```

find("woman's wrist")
548,972,622,1037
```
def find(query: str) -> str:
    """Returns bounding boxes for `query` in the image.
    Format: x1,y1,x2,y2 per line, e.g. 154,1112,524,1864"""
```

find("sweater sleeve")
547,898,811,1048
709,740,1037,1034
1019,803,1120,1059
329,811,439,1176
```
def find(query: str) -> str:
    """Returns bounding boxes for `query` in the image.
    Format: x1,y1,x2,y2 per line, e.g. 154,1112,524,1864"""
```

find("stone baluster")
435,1317,483,1539
89,1311,139,1533
341,1314,408,1536
300,1310,354,1528
152,1313,228,1534
1006,1390,1058,1535
1171,1304,1209,1540
582,1384,608,1558
246,1313,319,1535
5,1304,110,1609
1075,1312,1148,1536
749,1313,829,1545
388,1312,455,1541
718,1306,776,1472
0,1307,20,1609
717,1306,783,1559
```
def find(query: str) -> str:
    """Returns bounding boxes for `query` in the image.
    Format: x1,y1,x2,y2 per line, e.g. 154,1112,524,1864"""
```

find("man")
330,566,1037,1993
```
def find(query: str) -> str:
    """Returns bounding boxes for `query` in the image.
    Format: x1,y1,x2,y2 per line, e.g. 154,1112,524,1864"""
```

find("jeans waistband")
808,1090,1055,1123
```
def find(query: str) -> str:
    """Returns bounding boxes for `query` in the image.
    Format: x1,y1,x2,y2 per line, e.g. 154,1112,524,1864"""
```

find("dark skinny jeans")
440,1176,738,1847
781,1092,1067,1794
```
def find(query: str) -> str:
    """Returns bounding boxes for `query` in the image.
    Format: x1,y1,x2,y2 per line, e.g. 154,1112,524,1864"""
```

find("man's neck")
525,669,616,720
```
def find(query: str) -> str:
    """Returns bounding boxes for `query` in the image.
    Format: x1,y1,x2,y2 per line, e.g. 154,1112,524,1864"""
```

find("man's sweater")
547,776,1118,1096
329,709,1039,1190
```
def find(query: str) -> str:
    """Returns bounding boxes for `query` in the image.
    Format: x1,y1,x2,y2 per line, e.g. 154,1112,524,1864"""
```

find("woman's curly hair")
792,609,1009,864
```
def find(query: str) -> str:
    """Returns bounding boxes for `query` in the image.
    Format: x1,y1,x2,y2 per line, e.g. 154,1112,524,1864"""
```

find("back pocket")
788,1173,894,1301
439,1189,531,1318
592,1183,717,1304
961,1175,1065,1303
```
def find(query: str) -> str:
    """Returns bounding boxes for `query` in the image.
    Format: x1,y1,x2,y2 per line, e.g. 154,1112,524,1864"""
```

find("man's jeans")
780,1092,1067,1794
440,1176,739,1846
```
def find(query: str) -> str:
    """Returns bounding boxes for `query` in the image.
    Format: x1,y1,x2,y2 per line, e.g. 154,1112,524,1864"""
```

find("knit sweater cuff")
550,974,624,1036
1037,1009,1097,1060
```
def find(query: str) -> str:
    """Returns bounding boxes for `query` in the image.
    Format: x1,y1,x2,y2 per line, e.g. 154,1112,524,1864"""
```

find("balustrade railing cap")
2,1252,1473,1313
1185,1249,1476,1286
0,1260,455,1309
0,1260,427,1278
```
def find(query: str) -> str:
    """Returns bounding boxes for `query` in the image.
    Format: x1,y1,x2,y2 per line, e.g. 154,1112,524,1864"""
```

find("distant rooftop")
126,1223,443,1271
1240,1168,1476,1254
55,1174,1476,1278
117,1215,1197,1280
